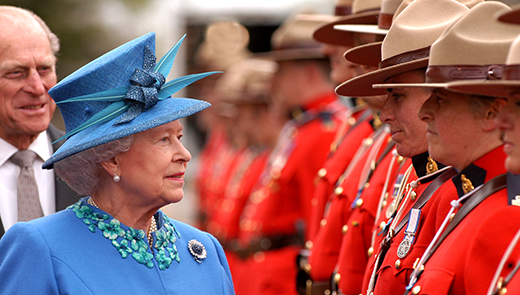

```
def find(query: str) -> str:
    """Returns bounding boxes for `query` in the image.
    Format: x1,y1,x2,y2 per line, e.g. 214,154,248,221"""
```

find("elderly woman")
0,32,235,294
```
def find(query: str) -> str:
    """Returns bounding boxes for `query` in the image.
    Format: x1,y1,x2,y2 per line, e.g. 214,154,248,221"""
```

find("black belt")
235,233,304,260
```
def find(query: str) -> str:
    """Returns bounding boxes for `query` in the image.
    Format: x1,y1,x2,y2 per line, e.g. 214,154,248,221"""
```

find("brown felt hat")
335,0,472,97
312,0,382,47
374,2,520,92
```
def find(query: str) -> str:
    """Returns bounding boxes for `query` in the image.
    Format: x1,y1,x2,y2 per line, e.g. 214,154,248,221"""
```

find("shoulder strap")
391,167,458,236
423,173,507,265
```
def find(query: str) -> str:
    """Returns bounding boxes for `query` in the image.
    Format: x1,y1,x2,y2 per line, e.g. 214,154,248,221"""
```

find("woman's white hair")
54,136,133,196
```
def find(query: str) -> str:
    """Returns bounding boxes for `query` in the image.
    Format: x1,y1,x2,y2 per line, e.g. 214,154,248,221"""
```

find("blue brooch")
188,239,207,263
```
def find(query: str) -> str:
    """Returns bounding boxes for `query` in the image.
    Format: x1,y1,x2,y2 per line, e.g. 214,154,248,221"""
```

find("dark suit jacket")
0,124,81,238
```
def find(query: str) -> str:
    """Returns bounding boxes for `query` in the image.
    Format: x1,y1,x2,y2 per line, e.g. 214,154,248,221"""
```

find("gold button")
312,198,318,206
304,262,312,273
395,259,401,269
305,240,313,250
449,213,456,221
364,138,373,146
499,287,508,295
356,199,364,208
254,251,265,263
367,247,374,257
318,168,327,178
412,286,421,295
397,156,404,163
342,225,349,234
348,117,356,126
334,273,341,283
325,290,331,295
410,191,417,201
335,186,344,195
379,221,386,230
270,169,281,180
320,219,327,227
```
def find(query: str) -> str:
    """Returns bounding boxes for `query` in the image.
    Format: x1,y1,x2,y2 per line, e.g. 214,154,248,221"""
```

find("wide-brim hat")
331,0,403,40
447,5,520,97
373,2,520,91
497,3,520,24
335,0,471,97
261,11,329,61
43,32,215,169
312,0,382,47
216,58,277,105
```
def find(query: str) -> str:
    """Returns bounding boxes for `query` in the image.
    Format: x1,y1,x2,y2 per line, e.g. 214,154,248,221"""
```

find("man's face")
0,20,57,143
380,71,430,158
322,44,359,84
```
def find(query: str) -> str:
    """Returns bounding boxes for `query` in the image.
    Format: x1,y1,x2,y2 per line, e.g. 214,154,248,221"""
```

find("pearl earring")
113,174,121,183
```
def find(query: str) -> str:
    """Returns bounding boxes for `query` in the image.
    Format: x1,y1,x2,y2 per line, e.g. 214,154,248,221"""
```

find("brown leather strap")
420,173,507,268
306,280,331,295
335,5,352,16
378,12,393,29
375,167,457,280
426,64,503,83
391,167,457,238
379,47,430,69
235,233,303,259
503,64,520,81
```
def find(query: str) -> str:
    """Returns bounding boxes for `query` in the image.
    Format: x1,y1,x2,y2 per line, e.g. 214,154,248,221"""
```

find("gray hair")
0,6,60,55
467,93,497,119
54,136,133,196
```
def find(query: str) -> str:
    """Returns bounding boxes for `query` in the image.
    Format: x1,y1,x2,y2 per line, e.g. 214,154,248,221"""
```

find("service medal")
397,235,412,258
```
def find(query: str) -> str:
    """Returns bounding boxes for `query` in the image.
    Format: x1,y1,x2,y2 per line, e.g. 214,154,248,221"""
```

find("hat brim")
42,97,210,169
313,11,380,47
343,41,382,67
333,24,388,36
497,4,520,24
446,80,520,97
372,82,448,89
336,57,429,97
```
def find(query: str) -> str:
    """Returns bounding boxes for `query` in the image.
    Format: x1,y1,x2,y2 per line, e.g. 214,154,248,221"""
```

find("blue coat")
0,198,235,294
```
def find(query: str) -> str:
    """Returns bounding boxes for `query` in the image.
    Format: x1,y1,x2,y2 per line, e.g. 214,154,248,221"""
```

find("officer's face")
380,71,430,158
419,89,483,171
497,92,520,174
322,44,359,84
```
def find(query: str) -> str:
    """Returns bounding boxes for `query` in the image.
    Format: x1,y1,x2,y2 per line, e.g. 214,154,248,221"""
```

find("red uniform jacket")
307,128,392,283
363,153,453,295
235,93,346,295
411,147,520,295
334,148,401,295
308,108,374,243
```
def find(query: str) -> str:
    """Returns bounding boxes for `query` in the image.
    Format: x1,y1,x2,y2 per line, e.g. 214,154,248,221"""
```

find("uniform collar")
289,92,338,120
411,151,446,179
451,145,507,198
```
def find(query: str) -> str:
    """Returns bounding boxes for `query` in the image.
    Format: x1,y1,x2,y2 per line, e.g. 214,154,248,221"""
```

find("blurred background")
1,0,518,225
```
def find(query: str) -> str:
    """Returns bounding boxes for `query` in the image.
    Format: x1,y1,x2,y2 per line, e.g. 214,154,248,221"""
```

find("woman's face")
418,88,484,171
116,120,191,206
497,92,520,174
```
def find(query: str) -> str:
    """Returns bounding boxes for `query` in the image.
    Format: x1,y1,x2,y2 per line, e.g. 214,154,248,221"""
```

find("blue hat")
43,32,216,169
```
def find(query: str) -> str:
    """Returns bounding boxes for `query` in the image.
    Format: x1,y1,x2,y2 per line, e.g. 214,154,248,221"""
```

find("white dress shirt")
0,131,55,231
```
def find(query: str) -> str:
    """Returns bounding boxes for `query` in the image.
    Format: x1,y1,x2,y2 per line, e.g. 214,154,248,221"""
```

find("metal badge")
188,239,207,263
397,235,412,258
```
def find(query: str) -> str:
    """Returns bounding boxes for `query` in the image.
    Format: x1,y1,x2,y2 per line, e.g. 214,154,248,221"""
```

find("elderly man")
0,6,79,238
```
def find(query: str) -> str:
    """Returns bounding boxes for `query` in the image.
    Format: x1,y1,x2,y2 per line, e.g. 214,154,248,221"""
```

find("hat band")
503,64,520,81
378,12,393,29
335,5,352,16
379,47,430,69
426,64,503,83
